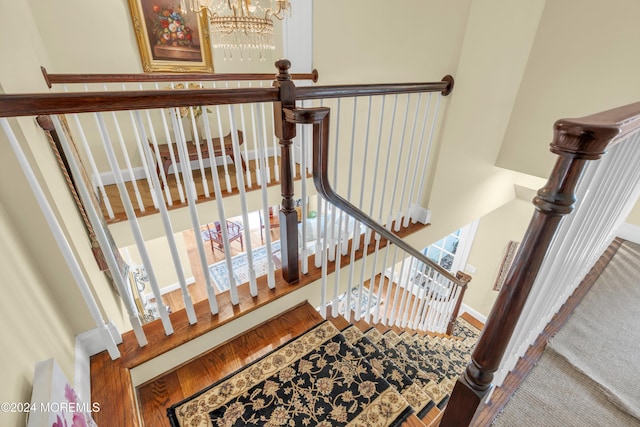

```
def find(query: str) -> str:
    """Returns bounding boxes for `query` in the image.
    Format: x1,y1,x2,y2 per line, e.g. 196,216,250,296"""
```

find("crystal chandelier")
184,0,291,60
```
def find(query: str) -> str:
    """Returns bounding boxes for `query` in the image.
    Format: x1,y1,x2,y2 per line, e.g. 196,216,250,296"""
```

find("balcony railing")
0,60,466,367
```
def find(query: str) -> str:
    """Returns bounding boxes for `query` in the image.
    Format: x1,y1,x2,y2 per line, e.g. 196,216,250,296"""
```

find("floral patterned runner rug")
167,321,413,427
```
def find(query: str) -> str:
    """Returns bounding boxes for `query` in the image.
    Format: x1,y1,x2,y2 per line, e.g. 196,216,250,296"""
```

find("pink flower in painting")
72,413,88,427
65,383,79,403
52,415,68,427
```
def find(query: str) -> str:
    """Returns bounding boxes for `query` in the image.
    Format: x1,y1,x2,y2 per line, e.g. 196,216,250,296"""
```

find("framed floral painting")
128,0,214,73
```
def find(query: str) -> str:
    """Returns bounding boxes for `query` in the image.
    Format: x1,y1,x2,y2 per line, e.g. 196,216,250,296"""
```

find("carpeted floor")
493,240,640,426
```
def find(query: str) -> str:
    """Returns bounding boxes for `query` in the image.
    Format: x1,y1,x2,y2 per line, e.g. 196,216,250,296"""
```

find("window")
422,220,478,273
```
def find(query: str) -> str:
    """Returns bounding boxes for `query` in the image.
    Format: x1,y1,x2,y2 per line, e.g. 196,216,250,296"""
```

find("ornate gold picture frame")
128,0,214,73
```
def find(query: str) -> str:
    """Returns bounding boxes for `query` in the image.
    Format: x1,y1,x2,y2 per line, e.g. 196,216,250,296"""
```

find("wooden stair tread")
135,302,324,427
460,311,485,331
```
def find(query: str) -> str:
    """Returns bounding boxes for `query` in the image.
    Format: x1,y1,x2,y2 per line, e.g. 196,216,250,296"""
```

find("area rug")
167,321,412,427
208,240,281,292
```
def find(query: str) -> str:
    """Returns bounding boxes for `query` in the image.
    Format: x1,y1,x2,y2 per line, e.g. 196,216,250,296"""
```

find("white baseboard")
74,321,122,404
616,222,640,244
93,148,278,188
460,303,487,324
144,277,196,300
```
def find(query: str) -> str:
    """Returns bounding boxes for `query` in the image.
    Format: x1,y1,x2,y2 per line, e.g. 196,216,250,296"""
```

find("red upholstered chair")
205,220,244,252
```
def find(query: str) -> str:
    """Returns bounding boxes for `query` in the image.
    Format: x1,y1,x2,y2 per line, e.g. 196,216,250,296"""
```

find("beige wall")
313,0,472,85
426,0,546,242
0,0,127,410
5,0,640,407
121,232,193,291
462,196,535,317
0,202,76,427
497,0,640,178
626,199,640,226
28,0,282,75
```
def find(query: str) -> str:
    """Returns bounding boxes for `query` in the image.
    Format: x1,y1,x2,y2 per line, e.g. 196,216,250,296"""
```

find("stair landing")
136,302,427,426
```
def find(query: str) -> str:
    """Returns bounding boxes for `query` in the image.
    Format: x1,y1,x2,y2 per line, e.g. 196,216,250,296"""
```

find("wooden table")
150,130,246,180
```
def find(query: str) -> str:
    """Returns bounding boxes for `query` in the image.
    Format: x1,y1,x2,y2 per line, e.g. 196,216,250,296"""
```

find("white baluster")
212,83,232,193
318,196,330,319
108,110,145,212
238,84,252,188
188,105,210,198
249,82,262,185
260,102,272,184
144,110,173,205
126,109,159,209
262,81,280,182
412,94,442,223
365,95,387,245
170,111,219,315
387,95,411,230
229,106,258,297
134,112,197,325
69,114,115,218
200,108,239,304
404,93,432,227
377,95,399,227
1,118,121,359
395,93,422,231
50,116,147,347
155,82,185,204
94,112,173,335
386,246,402,326
253,104,276,289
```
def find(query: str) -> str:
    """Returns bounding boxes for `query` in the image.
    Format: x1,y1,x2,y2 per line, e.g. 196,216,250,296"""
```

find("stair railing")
277,59,471,333
440,101,640,426
0,59,467,360
41,67,317,215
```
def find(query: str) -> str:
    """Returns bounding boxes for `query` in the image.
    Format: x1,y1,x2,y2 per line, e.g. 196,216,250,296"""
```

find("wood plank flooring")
155,224,280,313
137,302,427,427
101,157,306,223
137,302,325,427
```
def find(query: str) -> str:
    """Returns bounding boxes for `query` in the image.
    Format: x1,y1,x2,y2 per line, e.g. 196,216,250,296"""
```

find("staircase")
149,302,481,427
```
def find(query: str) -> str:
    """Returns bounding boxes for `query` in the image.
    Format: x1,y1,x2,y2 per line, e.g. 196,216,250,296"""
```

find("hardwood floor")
91,217,429,427
136,302,325,427
101,156,306,223
154,222,281,313
137,301,429,427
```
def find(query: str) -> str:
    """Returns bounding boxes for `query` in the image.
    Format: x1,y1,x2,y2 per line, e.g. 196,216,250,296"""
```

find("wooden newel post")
440,119,619,426
446,271,471,335
273,59,299,284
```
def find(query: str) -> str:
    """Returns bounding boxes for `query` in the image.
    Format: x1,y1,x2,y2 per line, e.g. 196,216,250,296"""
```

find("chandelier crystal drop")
183,0,290,60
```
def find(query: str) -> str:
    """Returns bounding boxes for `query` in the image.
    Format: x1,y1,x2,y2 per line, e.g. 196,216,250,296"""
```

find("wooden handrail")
446,271,472,335
281,103,466,291
295,75,454,101
0,88,279,117
2,58,459,291
41,66,318,88
440,101,640,426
